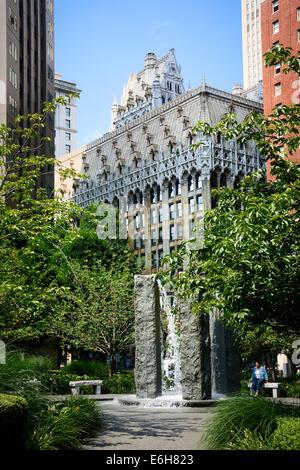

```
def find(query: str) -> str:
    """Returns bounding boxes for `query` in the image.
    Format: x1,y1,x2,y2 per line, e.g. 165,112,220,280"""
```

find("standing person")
250,361,268,395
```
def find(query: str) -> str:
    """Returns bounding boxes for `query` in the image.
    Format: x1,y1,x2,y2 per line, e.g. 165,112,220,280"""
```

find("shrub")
102,374,136,394
202,395,300,450
63,361,109,380
227,429,273,450
0,351,52,394
0,394,29,449
25,394,101,450
271,418,300,450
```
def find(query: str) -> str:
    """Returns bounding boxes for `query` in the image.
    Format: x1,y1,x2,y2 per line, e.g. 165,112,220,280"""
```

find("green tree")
50,261,136,378
160,45,300,337
0,98,83,343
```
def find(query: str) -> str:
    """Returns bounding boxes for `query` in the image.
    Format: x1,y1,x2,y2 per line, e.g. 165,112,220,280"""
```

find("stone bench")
248,382,281,398
69,380,103,396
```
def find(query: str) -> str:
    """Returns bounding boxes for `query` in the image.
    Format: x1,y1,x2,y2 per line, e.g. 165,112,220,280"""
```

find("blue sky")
55,0,243,147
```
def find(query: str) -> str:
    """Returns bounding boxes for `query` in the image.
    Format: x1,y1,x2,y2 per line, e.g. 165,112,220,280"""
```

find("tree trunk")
109,353,115,379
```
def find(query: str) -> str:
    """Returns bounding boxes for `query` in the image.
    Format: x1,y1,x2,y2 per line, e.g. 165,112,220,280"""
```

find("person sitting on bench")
250,361,268,395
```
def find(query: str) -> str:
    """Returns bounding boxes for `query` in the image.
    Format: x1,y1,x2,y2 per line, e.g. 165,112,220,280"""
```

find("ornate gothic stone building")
55,49,265,273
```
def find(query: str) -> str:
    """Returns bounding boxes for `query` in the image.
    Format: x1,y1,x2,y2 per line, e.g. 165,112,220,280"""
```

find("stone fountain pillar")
134,275,162,398
210,308,227,395
178,298,212,400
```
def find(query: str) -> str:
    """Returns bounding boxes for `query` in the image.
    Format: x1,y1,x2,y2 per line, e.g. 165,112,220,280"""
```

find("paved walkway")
82,403,211,450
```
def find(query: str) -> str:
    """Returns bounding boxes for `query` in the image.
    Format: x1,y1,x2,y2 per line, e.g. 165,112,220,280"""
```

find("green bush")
0,394,29,449
45,371,93,395
227,428,273,450
63,361,109,380
26,395,101,450
271,418,300,450
202,395,300,450
102,374,136,394
0,351,52,394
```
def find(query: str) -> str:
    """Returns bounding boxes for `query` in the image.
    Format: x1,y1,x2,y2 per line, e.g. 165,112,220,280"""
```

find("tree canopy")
160,45,300,337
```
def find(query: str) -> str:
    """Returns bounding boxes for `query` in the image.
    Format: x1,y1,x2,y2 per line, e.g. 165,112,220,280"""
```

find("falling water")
157,280,182,395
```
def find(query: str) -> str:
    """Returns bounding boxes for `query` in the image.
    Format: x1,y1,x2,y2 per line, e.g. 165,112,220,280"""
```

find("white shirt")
255,368,260,379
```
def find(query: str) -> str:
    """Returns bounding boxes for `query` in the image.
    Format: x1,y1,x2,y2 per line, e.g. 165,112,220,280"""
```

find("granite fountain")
118,275,240,408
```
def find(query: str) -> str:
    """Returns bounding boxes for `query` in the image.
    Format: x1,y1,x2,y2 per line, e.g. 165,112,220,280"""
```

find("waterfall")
157,280,182,395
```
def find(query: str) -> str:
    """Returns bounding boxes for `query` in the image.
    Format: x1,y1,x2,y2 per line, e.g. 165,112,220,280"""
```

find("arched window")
151,149,155,161
150,188,155,204
162,96,165,104
188,175,194,192
220,174,227,188
210,172,218,209
217,132,221,144
168,182,174,198
188,133,193,146
210,173,218,189
175,180,181,196
169,142,173,154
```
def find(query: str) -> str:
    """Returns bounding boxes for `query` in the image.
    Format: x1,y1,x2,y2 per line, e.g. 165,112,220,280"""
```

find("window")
168,183,174,198
158,250,164,267
158,228,163,243
274,82,281,96
273,41,280,48
274,62,281,75
175,180,181,196
188,175,194,192
65,119,71,128
273,20,279,34
8,95,17,115
272,0,279,13
48,43,53,60
65,145,71,154
169,203,175,220
141,213,145,228
152,252,157,268
9,67,17,88
9,40,17,61
189,219,195,237
150,188,155,204
170,225,175,241
65,107,71,117
298,29,300,42
65,132,71,141
176,201,182,217
48,65,54,82
298,7,300,21
8,7,17,30
47,0,53,14
151,230,156,246
157,187,162,202
134,235,139,250
48,21,54,39
135,214,140,230
195,174,201,189
151,209,156,225
158,208,163,223
189,197,195,214
196,195,203,212
177,223,183,240
141,234,145,249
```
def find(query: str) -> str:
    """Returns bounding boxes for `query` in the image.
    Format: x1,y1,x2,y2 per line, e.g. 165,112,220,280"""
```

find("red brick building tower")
261,0,300,179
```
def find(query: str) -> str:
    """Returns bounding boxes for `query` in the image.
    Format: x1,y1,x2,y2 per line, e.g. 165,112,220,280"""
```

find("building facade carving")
55,49,265,272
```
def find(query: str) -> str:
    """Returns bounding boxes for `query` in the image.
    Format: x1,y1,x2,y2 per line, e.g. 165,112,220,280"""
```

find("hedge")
0,394,29,449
